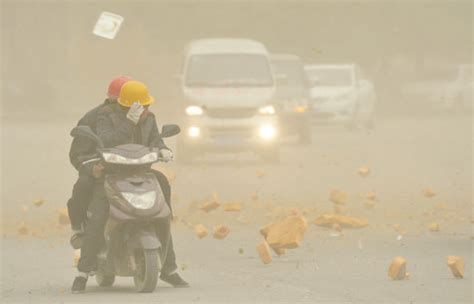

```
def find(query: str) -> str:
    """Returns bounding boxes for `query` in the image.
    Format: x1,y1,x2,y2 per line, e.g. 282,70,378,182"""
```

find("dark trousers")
75,170,177,275
67,170,95,230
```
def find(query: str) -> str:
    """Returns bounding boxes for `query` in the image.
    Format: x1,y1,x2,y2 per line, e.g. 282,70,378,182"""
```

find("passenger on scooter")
68,76,132,247
72,80,188,293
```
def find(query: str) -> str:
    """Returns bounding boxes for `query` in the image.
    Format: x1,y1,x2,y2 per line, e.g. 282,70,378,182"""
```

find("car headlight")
258,124,277,141
258,105,276,115
122,191,156,209
102,152,158,165
185,105,203,116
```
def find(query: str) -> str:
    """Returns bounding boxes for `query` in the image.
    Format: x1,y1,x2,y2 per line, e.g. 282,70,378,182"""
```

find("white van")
177,39,280,163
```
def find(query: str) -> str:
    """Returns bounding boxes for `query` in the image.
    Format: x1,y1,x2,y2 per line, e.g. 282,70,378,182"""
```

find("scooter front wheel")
134,248,160,293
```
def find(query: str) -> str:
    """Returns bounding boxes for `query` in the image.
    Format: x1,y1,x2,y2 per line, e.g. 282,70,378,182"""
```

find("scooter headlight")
122,191,156,209
102,152,158,165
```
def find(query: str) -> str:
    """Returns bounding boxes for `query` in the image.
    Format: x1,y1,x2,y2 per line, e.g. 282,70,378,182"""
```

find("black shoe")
71,276,87,293
160,272,189,288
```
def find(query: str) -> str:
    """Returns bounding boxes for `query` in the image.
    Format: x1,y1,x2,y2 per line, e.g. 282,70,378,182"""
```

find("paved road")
1,114,473,303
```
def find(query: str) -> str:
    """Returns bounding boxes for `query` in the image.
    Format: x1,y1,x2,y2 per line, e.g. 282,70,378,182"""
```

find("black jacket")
69,99,115,171
95,103,168,150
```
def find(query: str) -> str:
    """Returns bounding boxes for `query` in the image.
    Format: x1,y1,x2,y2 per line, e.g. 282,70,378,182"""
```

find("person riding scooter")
72,81,188,293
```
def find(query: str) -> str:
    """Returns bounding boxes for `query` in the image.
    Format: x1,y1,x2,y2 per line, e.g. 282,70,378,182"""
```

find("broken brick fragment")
422,187,436,198
314,214,368,228
329,189,348,205
447,256,464,278
18,223,29,236
358,166,370,177
388,256,407,280
256,241,272,264
33,199,45,207
193,224,208,239
200,193,220,212
265,215,308,249
428,222,440,232
213,225,230,240
223,202,242,212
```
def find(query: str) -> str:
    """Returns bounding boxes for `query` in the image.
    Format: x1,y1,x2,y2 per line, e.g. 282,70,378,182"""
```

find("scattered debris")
238,248,244,255
251,192,259,201
92,11,124,40
18,222,29,236
447,256,464,278
428,222,440,232
366,191,377,201
422,187,436,198
262,215,308,250
329,189,348,205
358,166,370,177
200,193,220,212
213,225,230,240
388,256,408,280
33,199,45,207
58,208,70,226
435,202,448,210
223,202,242,212
314,214,368,228
256,241,272,264
256,170,266,178
193,224,208,239
21,205,29,213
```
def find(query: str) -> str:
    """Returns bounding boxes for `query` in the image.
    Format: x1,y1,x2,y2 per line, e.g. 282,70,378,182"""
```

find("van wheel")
134,249,159,293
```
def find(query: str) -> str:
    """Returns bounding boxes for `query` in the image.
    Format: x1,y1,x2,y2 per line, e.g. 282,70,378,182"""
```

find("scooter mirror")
161,124,181,138
70,125,104,148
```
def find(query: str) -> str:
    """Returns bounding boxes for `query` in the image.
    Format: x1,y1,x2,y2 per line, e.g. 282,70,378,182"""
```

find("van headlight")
185,105,203,116
188,126,201,138
258,105,276,115
122,191,156,209
258,124,277,141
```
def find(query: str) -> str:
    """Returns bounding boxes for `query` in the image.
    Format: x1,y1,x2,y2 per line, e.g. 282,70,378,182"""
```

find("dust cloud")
1,1,473,303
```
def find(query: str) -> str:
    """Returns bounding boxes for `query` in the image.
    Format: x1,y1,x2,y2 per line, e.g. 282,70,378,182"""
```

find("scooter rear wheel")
133,249,160,293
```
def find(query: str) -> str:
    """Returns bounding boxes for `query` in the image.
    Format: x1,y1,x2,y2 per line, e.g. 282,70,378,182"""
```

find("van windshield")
305,67,354,87
185,54,274,87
